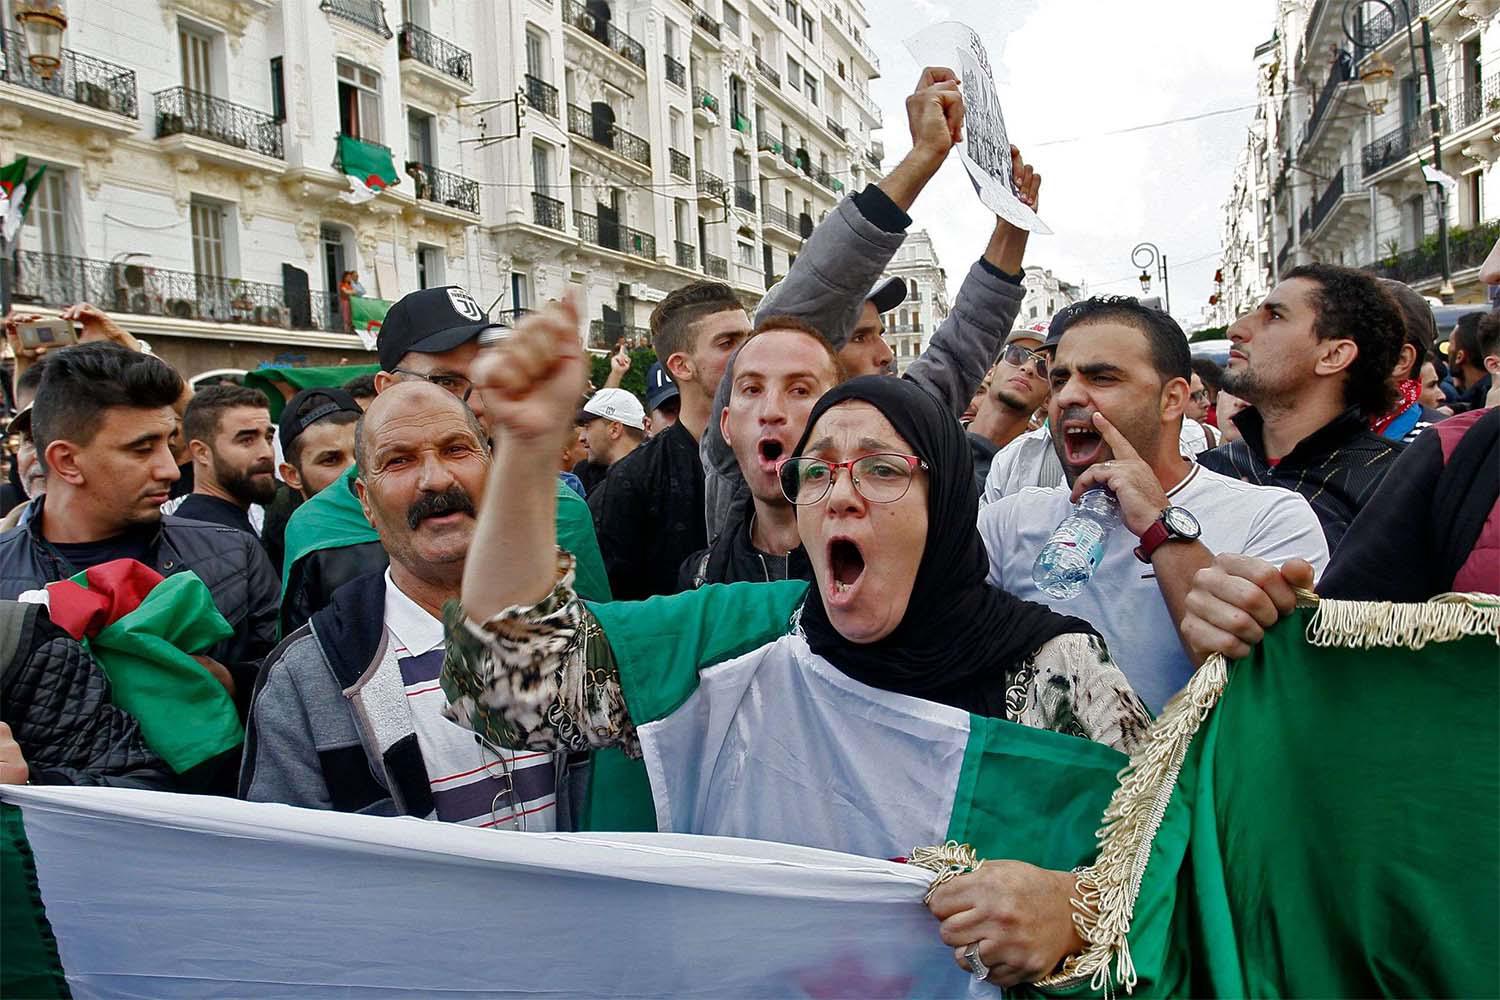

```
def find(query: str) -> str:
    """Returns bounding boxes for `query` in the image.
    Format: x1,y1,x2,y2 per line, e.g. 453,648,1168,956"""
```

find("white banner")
2,786,987,999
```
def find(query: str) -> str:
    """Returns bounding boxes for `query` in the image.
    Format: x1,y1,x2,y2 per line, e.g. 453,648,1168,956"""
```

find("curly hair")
1051,295,1192,382
1283,264,1403,416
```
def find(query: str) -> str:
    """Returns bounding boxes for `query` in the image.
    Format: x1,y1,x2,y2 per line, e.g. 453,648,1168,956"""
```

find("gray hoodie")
701,190,1025,540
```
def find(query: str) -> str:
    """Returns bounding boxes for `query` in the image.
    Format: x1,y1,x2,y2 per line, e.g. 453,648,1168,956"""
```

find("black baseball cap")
377,285,496,372
278,387,363,455
646,361,680,411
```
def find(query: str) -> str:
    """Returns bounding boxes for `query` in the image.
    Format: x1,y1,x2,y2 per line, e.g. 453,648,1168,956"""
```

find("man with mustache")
171,384,279,541
242,382,571,827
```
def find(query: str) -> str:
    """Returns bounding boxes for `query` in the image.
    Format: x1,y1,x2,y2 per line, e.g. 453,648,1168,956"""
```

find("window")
1467,170,1483,228
786,57,800,90
403,0,431,29
805,74,818,106
669,109,684,150
909,279,918,297
267,58,286,124
730,74,747,121
416,245,445,289
837,60,846,80
337,60,382,142
190,198,228,279
723,2,742,38
1405,194,1425,248
737,240,756,266
25,168,67,257
511,272,532,312
801,13,814,41
784,189,794,216
532,142,552,189
675,199,689,242
754,103,766,136
786,0,798,21
408,109,434,166
665,20,679,59
733,150,750,187
526,28,546,79
179,24,215,94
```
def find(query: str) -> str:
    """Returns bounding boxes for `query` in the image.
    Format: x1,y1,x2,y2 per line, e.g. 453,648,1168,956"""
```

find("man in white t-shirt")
979,298,1328,712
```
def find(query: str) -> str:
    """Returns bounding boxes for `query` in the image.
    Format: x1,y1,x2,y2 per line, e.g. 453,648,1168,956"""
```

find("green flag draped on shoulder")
1024,596,1500,998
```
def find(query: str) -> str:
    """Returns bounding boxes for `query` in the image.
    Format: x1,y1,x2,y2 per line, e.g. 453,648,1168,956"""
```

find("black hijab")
792,376,1099,718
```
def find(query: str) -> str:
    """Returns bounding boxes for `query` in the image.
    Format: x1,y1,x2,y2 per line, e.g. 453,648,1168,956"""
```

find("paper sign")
905,22,1050,234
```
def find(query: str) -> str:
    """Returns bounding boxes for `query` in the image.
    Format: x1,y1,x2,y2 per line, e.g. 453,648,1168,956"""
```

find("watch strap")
1134,520,1170,563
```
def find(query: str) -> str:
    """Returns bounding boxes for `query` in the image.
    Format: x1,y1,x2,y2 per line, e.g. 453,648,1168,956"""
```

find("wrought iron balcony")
0,30,137,119
567,104,651,167
1308,165,1357,235
1449,74,1500,134
320,0,394,38
562,0,646,70
1352,0,1436,52
398,22,472,85
703,252,729,279
864,146,881,169
588,320,652,351
575,210,656,260
762,204,797,235
154,87,283,159
754,55,781,88
669,148,691,179
665,55,686,87
524,75,559,118
734,186,756,211
696,170,726,199
1365,219,1500,284
10,249,339,332
1361,113,1443,178
1299,57,1353,154
812,166,839,192
693,85,720,116
826,117,847,141
532,192,567,231
757,136,784,157
675,241,696,269
692,6,721,39
404,161,479,214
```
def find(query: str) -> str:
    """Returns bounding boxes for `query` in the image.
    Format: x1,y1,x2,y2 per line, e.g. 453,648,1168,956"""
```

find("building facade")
880,228,947,374
1220,0,1500,317
2,0,885,375
1018,265,1081,327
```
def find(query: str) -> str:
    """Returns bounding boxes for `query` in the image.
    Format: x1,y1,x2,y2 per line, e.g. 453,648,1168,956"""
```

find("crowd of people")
0,65,1496,995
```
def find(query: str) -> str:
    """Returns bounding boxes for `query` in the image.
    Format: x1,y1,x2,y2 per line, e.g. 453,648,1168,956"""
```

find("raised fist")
471,293,588,446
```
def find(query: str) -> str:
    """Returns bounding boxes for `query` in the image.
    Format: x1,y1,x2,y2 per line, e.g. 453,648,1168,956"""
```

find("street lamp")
14,1,67,79
1132,242,1169,314
1341,0,1454,301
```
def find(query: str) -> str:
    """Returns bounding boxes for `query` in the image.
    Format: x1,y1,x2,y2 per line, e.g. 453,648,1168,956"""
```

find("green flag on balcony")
349,295,392,350
0,156,46,243
337,135,398,205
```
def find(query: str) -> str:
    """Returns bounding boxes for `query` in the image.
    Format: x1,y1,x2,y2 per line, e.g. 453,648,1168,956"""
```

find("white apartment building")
1018,265,1081,327
1214,37,1278,327
1,0,885,375
880,228,947,374
1221,0,1500,317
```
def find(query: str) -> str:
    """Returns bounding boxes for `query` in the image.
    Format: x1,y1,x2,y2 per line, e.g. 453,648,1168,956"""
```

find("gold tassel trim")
907,840,984,906
1030,592,1499,995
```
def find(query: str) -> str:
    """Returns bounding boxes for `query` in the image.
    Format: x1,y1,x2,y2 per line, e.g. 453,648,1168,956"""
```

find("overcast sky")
863,0,1273,328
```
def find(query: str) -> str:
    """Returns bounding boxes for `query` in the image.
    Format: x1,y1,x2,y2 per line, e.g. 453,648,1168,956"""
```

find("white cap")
580,387,646,430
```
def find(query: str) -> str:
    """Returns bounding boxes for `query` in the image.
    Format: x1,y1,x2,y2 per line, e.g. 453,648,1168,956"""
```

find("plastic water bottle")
1031,489,1121,600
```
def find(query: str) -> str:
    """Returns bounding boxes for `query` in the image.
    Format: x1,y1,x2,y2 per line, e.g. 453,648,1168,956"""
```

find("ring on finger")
963,942,990,981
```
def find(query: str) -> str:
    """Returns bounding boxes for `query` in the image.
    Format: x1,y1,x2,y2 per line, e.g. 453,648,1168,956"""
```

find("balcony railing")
398,22,472,85
665,54,686,87
11,249,340,332
734,186,756,211
562,0,646,70
669,148,691,179
405,161,479,214
763,204,797,235
154,87,282,158
703,252,729,279
732,113,751,134
1365,220,1500,284
1308,165,1357,235
319,0,393,38
826,117,847,141
524,74,559,118
575,210,656,260
1450,74,1500,133
588,320,652,351
0,30,137,119
1353,0,1436,52
693,85,720,115
754,55,781,88
696,170,726,199
757,136,784,157
812,166,839,192
675,241,696,269
692,6,721,39
566,104,651,167
1361,112,1444,178
864,146,881,169
1299,57,1353,153
532,191,566,231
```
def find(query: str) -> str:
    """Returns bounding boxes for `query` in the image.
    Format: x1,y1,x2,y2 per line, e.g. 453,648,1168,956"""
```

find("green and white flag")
0,156,46,243
336,135,398,205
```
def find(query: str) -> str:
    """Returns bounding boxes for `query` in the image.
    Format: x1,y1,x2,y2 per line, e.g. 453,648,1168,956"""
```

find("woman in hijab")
442,300,1149,853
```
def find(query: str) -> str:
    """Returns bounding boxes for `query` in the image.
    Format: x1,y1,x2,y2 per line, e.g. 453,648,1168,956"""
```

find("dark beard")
216,458,278,507
1217,367,1261,405
406,485,476,529
991,388,1032,413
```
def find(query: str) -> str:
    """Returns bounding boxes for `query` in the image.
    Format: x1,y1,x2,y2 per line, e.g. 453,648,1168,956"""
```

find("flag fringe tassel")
1030,592,1499,995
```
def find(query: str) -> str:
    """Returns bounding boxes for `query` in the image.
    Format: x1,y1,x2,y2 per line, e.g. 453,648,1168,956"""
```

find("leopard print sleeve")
441,550,641,759
1011,632,1152,755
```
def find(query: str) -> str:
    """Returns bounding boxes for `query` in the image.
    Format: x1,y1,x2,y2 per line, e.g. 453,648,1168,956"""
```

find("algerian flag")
38,560,241,774
556,582,1127,868
349,294,391,350
242,362,380,422
336,135,398,204
1422,163,1459,194
0,156,46,243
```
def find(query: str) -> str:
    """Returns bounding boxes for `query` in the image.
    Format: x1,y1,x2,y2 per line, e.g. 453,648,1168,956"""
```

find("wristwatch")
1134,506,1201,563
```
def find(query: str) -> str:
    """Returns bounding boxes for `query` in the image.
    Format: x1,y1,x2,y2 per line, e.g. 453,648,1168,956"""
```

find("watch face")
1163,506,1201,538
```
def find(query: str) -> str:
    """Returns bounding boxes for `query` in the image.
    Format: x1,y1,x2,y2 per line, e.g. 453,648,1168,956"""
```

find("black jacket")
587,421,705,600
679,493,813,589
281,540,388,636
0,600,172,788
0,496,281,707
1197,407,1404,551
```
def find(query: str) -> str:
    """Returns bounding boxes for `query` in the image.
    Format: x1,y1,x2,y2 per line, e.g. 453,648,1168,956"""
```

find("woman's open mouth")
826,537,866,605
1061,422,1106,466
